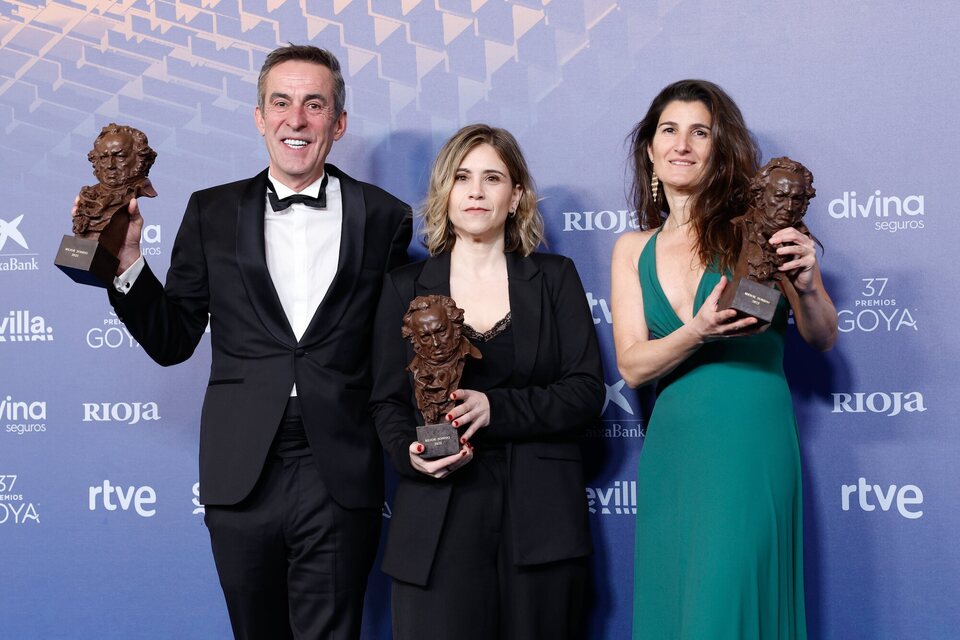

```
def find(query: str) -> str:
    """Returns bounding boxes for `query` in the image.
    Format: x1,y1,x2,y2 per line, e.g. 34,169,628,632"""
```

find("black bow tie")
267,175,328,212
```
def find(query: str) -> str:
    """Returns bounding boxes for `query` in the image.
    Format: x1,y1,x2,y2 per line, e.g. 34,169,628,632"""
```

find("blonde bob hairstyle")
421,124,544,257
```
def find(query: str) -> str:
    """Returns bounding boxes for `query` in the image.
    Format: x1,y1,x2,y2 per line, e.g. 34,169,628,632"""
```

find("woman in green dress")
610,80,837,639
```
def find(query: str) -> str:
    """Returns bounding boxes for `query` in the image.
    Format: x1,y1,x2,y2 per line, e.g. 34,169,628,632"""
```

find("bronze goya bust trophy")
402,295,482,459
718,156,816,323
55,123,157,288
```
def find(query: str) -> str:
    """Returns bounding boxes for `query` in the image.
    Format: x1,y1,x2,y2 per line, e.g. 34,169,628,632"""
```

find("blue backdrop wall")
2,1,957,638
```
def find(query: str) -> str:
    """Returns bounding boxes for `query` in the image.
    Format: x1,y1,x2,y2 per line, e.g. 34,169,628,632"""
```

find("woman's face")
447,143,522,244
647,100,713,196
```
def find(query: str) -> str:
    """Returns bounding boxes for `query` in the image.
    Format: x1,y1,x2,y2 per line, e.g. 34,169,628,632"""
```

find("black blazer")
109,165,412,509
370,250,604,586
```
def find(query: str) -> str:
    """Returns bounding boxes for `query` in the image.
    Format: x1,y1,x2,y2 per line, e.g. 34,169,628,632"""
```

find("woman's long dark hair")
628,80,760,272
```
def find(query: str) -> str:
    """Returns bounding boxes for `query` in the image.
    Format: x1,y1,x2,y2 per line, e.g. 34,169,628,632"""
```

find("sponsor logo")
0,474,40,524
0,214,39,272
584,379,645,438
841,478,923,519
0,310,54,342
82,402,160,425
192,482,204,516
586,480,637,515
88,480,156,517
2,395,47,435
832,391,926,417
140,224,163,256
562,209,638,233
86,310,140,349
838,278,917,334
587,292,612,325
828,191,926,233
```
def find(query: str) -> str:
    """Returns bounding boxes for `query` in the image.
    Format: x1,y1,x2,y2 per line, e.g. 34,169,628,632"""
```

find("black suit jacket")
110,165,412,509
370,251,604,586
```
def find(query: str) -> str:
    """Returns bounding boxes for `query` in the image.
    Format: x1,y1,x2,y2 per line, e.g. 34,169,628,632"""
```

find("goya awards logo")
0,310,54,342
828,190,925,233
86,310,140,349
0,475,40,525
2,395,47,435
562,209,638,233
0,214,39,272
837,277,917,334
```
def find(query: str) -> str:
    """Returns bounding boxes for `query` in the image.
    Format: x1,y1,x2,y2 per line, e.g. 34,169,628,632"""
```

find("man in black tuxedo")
106,45,411,638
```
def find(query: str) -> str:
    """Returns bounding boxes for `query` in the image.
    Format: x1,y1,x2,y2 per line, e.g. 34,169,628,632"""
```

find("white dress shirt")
115,170,343,396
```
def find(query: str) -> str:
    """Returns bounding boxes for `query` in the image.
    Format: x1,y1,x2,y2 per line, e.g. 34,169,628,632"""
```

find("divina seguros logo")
2,395,47,435
828,190,925,233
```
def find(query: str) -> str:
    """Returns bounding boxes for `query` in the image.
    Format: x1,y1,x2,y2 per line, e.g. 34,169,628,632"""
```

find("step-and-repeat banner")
2,1,956,638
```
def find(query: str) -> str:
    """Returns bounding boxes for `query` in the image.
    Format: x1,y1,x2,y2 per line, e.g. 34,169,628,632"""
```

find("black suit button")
294,348,306,357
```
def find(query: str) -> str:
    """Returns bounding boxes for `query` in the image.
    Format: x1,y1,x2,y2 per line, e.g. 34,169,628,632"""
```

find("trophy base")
718,277,781,324
416,423,461,459
54,235,119,289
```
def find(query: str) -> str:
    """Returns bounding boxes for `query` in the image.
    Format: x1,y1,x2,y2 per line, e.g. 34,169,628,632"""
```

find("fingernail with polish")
452,421,459,428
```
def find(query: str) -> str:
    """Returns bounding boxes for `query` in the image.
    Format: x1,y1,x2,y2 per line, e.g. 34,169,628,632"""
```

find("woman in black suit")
371,124,604,639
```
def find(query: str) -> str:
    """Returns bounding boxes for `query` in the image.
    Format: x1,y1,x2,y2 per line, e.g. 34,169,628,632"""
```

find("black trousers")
204,403,381,640
391,449,588,640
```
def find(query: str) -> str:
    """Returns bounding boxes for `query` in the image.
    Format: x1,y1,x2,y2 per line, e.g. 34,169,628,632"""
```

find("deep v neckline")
649,229,712,326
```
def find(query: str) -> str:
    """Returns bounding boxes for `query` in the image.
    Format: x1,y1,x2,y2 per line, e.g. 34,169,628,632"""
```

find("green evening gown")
632,230,806,639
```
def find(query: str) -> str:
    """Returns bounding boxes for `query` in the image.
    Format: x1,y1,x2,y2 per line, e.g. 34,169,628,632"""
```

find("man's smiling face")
254,59,347,192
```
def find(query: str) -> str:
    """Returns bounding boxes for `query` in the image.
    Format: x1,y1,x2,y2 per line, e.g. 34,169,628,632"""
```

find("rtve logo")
841,478,923,519
88,480,156,517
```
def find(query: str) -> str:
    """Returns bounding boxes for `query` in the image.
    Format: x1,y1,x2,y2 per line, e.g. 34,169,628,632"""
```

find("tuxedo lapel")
415,251,451,297
235,169,296,346
301,164,366,344
506,252,541,385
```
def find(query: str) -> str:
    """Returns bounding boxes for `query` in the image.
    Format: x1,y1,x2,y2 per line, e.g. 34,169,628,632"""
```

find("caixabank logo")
2,395,47,435
828,190,925,233
585,379,645,439
837,277,917,334
0,214,40,272
0,474,40,525
0,310,54,342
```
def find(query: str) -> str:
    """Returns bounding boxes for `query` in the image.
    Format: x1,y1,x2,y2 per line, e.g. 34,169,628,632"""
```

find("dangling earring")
650,172,660,206
508,209,516,219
